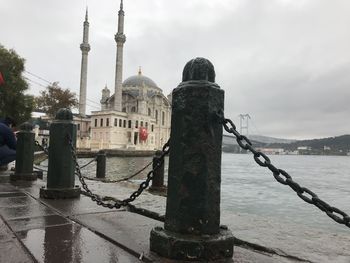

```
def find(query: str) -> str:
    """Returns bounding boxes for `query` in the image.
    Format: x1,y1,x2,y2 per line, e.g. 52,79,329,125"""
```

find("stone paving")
0,172,310,262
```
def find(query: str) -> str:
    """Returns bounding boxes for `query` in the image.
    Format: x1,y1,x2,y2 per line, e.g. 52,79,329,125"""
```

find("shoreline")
77,149,156,158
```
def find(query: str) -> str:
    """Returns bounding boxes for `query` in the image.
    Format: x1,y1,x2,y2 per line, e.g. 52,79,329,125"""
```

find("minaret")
79,7,91,117
113,0,126,111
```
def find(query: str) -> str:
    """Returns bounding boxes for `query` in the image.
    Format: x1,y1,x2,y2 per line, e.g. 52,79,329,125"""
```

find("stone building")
90,69,171,150
87,0,171,150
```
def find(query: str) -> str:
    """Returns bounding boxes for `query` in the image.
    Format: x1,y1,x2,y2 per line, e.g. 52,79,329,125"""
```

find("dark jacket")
0,122,16,150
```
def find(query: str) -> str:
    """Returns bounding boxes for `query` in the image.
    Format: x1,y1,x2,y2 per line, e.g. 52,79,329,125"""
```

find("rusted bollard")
40,108,80,199
11,122,37,181
149,150,166,193
96,150,106,179
150,58,234,261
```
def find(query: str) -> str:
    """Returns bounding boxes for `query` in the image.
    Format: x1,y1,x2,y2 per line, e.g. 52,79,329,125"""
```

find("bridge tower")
239,114,251,136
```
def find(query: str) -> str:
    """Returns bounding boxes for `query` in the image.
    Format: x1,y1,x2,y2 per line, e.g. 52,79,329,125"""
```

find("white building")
81,1,171,150
89,69,171,150
256,148,285,155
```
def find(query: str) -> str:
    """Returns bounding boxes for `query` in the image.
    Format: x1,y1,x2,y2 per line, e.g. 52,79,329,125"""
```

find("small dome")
122,69,159,89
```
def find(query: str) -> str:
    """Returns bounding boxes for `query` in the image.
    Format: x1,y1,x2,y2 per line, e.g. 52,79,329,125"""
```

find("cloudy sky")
1,0,349,139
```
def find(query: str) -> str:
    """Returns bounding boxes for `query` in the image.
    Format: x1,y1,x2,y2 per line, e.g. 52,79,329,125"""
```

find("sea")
70,153,350,262
77,153,350,231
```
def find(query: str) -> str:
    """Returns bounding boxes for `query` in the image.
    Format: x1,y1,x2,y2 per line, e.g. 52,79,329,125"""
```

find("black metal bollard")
96,150,106,179
11,122,37,181
34,170,44,180
149,150,166,193
150,58,234,261
40,108,80,199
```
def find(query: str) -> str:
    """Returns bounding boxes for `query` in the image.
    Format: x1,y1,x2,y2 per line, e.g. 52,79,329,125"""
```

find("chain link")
80,157,97,169
223,117,350,228
35,140,49,155
108,160,153,183
33,165,47,172
67,134,170,209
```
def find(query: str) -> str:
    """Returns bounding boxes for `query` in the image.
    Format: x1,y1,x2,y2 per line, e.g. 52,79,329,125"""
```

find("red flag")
139,127,148,141
0,72,4,85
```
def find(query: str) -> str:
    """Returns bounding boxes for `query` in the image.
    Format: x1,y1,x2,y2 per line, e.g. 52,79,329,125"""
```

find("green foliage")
35,82,78,117
0,44,34,125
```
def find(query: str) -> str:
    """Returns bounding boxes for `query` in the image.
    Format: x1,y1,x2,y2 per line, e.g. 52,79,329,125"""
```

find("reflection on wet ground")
0,182,140,263
19,223,138,263
0,179,296,262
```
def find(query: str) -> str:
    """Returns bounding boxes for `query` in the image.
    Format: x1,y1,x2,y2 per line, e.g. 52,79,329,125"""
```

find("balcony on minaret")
80,43,91,52
118,9,125,16
115,33,126,44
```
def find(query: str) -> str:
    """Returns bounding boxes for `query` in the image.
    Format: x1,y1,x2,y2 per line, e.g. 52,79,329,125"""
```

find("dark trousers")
0,145,16,166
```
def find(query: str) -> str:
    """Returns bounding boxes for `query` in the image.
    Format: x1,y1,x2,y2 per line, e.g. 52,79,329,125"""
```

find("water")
64,153,350,261
78,153,350,232
221,153,350,232
219,153,350,262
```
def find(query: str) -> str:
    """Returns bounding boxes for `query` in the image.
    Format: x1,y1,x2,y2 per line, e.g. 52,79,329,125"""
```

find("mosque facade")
78,0,171,151
89,68,171,150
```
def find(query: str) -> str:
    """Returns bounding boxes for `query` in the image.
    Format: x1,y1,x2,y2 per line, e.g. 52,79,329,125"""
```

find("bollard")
34,170,43,180
150,58,234,261
11,122,37,181
96,150,106,179
40,108,80,199
149,150,166,193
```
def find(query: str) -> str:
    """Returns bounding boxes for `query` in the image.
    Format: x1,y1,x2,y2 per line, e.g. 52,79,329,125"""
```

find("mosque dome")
122,68,159,90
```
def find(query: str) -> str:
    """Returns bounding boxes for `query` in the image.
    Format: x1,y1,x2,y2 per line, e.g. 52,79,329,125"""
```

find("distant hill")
222,134,294,153
222,134,350,155
223,134,295,146
249,135,296,144
269,135,350,152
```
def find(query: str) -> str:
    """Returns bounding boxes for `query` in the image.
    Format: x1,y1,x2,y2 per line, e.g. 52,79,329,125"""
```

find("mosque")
77,0,171,151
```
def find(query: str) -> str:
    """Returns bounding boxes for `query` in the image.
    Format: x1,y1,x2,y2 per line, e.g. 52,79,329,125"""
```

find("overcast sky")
1,0,349,139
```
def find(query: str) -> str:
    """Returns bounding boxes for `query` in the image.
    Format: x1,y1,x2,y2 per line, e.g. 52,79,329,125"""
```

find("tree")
0,44,34,125
35,82,78,116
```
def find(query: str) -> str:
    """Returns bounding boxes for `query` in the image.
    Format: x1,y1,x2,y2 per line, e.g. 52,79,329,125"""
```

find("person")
0,117,17,170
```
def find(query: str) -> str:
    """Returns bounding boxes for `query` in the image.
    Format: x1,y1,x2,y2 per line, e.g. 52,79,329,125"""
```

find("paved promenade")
0,171,308,262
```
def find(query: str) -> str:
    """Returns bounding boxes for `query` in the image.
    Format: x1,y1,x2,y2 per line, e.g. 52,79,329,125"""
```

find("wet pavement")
0,172,309,262
0,212,35,263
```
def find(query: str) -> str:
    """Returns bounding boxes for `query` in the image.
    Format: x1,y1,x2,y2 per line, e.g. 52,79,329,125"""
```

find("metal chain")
108,160,153,183
67,134,170,209
81,160,153,183
33,165,47,172
80,157,97,169
222,117,350,228
35,140,49,155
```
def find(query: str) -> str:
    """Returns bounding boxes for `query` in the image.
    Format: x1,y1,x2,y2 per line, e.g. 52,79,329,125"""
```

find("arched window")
162,112,165,126
131,106,136,112
122,107,126,112
148,108,152,116
155,110,158,123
